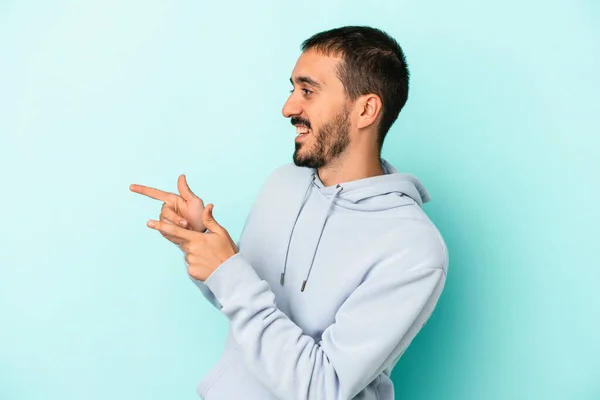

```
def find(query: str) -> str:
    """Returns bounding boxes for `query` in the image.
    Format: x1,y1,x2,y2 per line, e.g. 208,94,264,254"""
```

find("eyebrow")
290,76,322,90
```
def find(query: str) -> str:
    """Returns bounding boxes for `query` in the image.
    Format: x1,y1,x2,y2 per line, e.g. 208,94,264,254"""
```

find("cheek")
307,113,323,133
304,104,323,129
311,105,338,130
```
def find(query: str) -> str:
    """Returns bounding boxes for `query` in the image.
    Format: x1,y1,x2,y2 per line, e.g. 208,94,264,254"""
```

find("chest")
238,187,389,340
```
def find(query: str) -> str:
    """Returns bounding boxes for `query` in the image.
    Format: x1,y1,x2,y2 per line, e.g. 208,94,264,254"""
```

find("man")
130,26,448,400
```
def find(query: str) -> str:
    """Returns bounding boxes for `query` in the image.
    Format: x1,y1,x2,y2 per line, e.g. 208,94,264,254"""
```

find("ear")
356,94,383,130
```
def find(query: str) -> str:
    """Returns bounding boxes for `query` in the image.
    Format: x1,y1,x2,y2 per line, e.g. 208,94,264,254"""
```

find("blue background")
1,0,598,398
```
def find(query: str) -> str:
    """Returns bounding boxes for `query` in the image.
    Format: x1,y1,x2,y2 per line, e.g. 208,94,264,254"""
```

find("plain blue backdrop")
1,0,599,399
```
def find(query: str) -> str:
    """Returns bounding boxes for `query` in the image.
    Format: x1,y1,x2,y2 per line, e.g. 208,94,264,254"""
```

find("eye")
289,87,313,95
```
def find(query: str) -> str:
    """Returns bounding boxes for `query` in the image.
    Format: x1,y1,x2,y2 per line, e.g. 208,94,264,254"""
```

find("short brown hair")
301,26,410,153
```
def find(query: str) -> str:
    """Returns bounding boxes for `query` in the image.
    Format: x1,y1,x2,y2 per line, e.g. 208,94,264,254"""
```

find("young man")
131,26,448,400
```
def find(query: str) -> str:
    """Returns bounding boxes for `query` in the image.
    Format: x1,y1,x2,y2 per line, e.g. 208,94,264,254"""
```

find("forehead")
291,49,343,89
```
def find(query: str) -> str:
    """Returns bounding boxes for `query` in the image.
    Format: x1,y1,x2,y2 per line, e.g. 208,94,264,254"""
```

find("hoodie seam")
430,225,449,272
410,218,448,273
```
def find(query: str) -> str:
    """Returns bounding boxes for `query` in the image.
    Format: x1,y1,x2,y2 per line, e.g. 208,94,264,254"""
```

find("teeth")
296,126,310,134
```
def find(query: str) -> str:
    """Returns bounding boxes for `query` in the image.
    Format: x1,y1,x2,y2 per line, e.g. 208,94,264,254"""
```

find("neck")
317,149,384,187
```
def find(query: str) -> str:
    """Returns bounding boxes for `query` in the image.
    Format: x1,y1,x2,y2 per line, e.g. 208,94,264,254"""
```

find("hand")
146,204,239,281
130,175,206,245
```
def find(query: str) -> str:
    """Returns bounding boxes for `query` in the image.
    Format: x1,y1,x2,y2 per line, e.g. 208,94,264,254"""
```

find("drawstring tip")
300,280,307,292
280,273,285,285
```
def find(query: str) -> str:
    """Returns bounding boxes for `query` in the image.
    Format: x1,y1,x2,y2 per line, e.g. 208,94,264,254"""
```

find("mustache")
291,117,311,130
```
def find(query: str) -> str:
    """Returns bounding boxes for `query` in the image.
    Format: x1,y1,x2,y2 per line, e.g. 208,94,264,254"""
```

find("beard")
293,105,351,169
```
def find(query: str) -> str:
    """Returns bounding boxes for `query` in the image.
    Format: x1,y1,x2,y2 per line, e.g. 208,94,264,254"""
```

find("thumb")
202,204,224,233
178,174,197,201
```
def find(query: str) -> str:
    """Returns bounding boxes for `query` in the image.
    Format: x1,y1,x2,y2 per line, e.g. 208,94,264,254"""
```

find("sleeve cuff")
203,252,262,302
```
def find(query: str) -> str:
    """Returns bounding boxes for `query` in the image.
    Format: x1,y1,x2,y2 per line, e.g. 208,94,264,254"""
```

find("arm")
203,247,447,400
184,165,278,309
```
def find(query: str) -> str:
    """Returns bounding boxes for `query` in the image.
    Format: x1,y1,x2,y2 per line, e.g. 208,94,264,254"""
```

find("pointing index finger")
130,184,178,204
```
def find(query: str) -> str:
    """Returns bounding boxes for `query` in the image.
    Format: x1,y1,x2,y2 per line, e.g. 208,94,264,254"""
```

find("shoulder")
270,162,311,181
381,213,449,274
261,162,312,189
248,163,311,207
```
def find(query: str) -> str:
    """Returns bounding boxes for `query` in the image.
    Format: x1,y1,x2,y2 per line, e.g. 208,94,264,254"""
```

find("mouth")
295,125,311,135
295,125,311,142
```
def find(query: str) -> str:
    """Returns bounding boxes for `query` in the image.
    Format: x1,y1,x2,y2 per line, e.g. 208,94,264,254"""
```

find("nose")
282,93,302,118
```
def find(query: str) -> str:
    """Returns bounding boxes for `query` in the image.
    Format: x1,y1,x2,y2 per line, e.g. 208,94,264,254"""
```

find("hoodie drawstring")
300,183,343,292
280,173,315,287
280,171,344,292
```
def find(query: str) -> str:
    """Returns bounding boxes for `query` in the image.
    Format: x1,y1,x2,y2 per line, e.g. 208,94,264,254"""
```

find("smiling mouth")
295,125,311,135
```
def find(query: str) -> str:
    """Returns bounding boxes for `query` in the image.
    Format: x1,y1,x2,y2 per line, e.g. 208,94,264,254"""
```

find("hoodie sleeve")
203,247,447,400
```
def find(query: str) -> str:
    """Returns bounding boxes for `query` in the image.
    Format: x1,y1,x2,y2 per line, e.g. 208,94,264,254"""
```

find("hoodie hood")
281,158,431,291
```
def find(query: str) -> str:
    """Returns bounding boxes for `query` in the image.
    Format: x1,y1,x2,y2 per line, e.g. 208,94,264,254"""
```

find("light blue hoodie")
186,158,448,399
